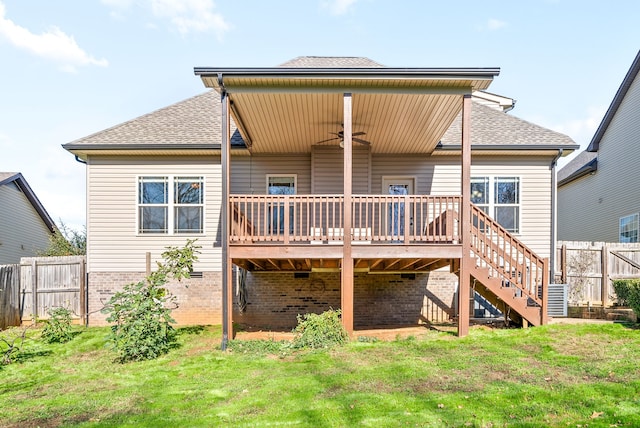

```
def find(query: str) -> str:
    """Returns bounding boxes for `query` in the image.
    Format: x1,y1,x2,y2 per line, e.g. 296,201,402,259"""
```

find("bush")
612,279,640,318
292,309,349,349
41,307,74,343
102,240,200,363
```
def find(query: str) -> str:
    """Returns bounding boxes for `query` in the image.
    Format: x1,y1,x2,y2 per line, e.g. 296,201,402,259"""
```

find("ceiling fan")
314,124,372,147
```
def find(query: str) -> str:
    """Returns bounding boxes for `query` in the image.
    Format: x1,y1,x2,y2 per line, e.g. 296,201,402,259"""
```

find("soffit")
197,69,497,154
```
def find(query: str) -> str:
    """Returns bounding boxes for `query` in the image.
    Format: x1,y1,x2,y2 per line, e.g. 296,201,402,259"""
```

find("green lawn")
1,322,639,427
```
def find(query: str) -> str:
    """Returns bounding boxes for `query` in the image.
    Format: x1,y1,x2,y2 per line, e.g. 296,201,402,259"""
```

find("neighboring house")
64,57,578,340
0,172,56,264
558,50,640,243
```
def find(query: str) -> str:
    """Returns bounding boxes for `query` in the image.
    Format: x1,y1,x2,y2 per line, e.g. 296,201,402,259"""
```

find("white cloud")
322,0,359,15
486,18,507,31
0,1,108,73
553,105,605,149
102,0,231,39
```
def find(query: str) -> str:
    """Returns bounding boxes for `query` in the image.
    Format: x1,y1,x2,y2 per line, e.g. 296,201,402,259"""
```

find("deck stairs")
459,204,549,327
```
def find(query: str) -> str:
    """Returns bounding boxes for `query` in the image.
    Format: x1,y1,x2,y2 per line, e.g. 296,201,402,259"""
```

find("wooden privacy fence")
0,256,86,329
556,241,640,306
0,264,20,330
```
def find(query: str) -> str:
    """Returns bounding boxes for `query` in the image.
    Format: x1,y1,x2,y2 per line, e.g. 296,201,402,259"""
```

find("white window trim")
136,175,205,236
619,213,639,243
266,174,297,194
471,175,521,235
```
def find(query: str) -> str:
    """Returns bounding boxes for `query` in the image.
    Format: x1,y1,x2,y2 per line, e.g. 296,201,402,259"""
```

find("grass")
0,322,639,427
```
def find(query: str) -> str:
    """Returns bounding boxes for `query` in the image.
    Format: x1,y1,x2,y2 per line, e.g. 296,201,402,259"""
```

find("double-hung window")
619,213,639,243
471,176,520,234
138,176,204,234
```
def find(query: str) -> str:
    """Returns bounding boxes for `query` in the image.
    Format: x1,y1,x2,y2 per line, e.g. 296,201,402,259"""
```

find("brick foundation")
87,271,222,326
233,270,458,330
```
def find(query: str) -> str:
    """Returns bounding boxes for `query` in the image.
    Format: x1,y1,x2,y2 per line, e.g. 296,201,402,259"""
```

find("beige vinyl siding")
86,156,221,272
230,154,311,194
312,146,370,194
559,71,640,242
373,155,554,257
0,182,52,264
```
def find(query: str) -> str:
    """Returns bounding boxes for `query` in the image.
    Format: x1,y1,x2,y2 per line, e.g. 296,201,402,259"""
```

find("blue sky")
0,0,638,231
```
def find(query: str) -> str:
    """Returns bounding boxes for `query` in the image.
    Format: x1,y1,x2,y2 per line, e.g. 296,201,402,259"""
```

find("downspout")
550,149,563,284
73,153,88,325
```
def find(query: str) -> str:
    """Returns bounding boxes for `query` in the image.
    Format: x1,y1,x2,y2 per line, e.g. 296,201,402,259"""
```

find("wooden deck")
230,194,462,272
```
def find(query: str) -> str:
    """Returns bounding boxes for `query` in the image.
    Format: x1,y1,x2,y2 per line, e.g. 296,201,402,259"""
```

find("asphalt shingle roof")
64,91,243,148
440,101,576,148
557,150,598,185
64,57,576,151
278,56,384,68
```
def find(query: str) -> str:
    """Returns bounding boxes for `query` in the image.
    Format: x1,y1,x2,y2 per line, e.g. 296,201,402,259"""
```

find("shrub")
292,309,349,349
102,240,200,363
41,307,74,343
612,279,640,318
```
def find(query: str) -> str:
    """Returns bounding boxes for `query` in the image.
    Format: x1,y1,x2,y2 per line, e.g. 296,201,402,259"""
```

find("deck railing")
229,194,461,244
470,204,548,309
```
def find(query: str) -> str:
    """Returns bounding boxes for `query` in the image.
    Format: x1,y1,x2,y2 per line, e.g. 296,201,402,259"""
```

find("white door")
382,178,414,236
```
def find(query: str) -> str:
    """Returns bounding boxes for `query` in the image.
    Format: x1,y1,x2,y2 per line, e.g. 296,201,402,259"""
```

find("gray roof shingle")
557,150,598,185
439,101,577,148
278,56,384,68
63,91,243,149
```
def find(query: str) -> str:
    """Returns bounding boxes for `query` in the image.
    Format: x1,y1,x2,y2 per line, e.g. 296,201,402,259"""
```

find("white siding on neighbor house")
373,155,554,257
0,182,52,264
86,156,222,272
231,154,311,194
559,71,640,243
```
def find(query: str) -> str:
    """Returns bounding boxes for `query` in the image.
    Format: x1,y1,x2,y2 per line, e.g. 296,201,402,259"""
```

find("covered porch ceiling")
195,67,500,154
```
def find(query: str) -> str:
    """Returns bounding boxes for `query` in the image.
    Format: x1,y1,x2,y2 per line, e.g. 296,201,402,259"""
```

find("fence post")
31,259,37,321
79,258,87,326
560,243,567,284
146,252,151,277
601,245,609,307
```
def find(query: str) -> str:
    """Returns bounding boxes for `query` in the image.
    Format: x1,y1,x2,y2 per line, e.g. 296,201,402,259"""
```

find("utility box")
548,284,569,317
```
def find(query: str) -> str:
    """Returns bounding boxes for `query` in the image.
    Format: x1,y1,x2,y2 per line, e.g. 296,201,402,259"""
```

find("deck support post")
458,94,472,337
341,93,354,336
221,89,233,349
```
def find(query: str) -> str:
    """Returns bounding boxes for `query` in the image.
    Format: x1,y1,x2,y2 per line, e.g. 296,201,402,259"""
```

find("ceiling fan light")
339,140,344,149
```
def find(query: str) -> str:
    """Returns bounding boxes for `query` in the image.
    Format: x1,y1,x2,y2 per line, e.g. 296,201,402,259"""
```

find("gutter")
194,66,501,78
435,143,581,152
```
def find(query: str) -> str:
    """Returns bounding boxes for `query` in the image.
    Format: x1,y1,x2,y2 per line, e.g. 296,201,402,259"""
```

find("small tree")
41,307,74,344
39,221,86,256
102,240,200,363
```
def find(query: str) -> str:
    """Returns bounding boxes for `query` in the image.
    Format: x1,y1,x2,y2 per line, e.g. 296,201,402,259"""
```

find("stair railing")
469,204,548,312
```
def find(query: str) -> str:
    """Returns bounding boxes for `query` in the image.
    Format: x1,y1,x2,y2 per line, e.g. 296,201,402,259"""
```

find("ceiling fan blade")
353,137,371,146
314,136,340,144
352,131,366,137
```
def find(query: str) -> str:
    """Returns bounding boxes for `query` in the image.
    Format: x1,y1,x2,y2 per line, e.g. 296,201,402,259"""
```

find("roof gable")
587,50,640,152
0,172,56,233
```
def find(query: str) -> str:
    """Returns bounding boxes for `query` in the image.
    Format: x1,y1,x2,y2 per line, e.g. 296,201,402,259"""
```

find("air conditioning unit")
547,284,568,317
